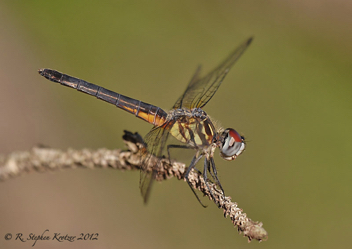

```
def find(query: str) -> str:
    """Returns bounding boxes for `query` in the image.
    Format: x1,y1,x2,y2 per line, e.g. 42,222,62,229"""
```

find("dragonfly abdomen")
38,69,167,126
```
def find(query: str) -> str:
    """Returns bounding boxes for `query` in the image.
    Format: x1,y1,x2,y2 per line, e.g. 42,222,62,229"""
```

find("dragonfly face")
39,37,253,206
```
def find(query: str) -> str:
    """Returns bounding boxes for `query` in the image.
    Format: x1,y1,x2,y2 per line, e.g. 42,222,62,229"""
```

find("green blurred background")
0,1,351,248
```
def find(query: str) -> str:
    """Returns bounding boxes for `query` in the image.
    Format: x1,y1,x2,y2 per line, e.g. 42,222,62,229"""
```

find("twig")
0,131,268,242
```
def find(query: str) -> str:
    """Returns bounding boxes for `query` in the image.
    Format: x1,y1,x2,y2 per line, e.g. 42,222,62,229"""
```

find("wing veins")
173,37,253,110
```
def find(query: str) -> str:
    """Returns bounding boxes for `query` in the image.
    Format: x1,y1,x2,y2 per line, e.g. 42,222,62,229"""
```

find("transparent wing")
139,123,172,203
173,37,253,109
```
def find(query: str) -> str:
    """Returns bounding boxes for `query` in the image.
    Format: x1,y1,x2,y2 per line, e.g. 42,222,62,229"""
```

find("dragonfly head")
219,128,246,161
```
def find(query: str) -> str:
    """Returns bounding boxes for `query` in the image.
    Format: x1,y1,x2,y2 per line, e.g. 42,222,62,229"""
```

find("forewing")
173,65,202,109
139,123,172,203
173,37,253,109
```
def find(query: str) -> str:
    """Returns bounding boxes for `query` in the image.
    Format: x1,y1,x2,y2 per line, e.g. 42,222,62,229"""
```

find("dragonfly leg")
209,157,225,196
185,154,207,207
166,144,193,165
206,161,216,184
203,159,220,207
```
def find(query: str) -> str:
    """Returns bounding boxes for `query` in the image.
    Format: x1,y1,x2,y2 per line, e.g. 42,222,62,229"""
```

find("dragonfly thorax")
168,108,216,148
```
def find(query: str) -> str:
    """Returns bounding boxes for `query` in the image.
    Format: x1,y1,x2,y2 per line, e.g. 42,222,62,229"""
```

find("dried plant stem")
0,131,268,242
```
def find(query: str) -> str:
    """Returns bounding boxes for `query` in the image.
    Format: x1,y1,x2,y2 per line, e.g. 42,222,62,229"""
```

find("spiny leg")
203,158,220,207
206,160,217,184
167,144,203,175
167,144,191,162
184,154,207,207
210,157,225,196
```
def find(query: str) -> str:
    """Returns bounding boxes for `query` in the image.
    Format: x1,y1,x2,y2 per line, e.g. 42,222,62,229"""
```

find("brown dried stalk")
0,131,268,242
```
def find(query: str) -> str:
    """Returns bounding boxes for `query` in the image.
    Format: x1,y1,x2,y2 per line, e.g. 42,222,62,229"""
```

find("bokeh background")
1,1,351,248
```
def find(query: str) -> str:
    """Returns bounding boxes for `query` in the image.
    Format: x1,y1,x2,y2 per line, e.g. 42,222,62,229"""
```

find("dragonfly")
39,37,252,206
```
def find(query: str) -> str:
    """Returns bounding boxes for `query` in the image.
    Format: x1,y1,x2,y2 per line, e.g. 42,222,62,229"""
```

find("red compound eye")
228,129,243,143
